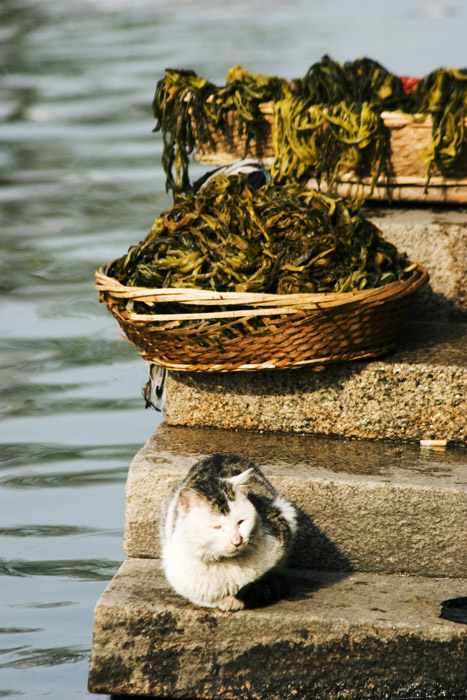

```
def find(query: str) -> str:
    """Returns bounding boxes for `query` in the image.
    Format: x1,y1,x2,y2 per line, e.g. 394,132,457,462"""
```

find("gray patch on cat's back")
248,493,294,548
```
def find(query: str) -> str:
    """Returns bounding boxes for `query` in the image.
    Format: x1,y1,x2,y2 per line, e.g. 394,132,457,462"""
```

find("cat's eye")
212,525,221,530
238,519,245,526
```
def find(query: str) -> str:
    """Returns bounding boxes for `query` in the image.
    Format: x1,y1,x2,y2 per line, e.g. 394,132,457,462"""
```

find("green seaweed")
110,175,410,315
152,66,289,192
410,67,467,180
299,55,408,109
152,57,467,198
272,98,390,203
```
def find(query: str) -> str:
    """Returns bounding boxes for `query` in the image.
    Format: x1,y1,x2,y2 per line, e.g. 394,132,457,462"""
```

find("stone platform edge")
88,558,467,700
165,322,467,443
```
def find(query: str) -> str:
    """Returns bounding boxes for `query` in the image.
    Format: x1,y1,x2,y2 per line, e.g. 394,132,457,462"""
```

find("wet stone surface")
124,424,467,578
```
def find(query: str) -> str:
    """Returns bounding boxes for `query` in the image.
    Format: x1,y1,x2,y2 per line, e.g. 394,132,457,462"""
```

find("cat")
160,454,297,611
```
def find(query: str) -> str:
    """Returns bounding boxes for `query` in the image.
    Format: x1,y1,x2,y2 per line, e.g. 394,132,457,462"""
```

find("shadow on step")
286,568,350,603
288,507,353,592
407,286,467,324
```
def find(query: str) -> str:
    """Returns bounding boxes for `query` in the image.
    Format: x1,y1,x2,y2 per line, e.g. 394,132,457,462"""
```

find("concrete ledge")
367,207,467,322
88,558,467,699
124,424,467,578
166,322,467,443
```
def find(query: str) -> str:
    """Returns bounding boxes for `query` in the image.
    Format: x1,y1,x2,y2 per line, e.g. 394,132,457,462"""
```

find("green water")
1,0,466,697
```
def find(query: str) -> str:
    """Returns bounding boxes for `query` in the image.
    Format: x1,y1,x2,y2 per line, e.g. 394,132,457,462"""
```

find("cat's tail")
235,570,289,609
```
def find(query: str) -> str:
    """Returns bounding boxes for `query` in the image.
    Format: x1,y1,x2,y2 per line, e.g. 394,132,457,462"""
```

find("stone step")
124,424,467,578
367,206,467,323
88,558,467,699
165,321,467,444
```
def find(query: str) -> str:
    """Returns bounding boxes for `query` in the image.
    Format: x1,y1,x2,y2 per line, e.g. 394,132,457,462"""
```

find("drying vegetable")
110,175,410,317
411,67,467,176
298,55,408,109
272,98,390,199
152,66,289,192
152,57,467,197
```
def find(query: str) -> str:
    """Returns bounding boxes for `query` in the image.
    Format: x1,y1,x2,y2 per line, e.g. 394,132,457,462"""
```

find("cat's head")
177,469,258,560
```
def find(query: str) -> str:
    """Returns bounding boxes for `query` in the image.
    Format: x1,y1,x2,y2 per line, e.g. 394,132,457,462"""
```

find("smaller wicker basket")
96,265,428,372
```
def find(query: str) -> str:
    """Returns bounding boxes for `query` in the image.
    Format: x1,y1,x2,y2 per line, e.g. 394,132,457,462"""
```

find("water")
1,0,466,697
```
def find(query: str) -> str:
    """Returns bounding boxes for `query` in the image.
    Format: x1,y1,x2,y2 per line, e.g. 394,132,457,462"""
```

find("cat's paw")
217,595,245,612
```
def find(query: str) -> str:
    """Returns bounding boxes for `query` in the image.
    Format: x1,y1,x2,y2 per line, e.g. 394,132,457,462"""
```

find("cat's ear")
228,468,253,491
178,488,205,514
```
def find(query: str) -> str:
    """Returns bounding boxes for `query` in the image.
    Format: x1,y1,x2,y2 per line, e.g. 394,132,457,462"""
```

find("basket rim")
95,263,429,322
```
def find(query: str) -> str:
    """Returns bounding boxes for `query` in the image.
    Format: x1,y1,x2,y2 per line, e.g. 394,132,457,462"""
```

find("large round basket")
95,264,428,372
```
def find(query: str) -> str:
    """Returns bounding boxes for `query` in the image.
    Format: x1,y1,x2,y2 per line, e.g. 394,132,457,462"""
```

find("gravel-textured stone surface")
367,206,467,322
124,424,467,577
88,558,467,699
165,322,467,443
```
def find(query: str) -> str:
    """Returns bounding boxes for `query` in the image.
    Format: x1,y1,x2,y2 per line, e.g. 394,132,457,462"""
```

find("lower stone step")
165,321,467,443
124,423,467,578
88,558,467,699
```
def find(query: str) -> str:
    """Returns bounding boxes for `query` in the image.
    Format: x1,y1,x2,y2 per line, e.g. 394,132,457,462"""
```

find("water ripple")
0,629,42,635
0,337,137,372
12,601,76,610
0,442,138,469
0,467,128,489
0,525,103,538
2,396,141,420
0,558,121,581
0,645,90,669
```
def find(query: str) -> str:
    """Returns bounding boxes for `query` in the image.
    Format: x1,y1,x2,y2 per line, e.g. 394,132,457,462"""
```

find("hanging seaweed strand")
152,66,289,193
271,98,392,204
272,56,407,199
152,69,215,193
410,67,467,182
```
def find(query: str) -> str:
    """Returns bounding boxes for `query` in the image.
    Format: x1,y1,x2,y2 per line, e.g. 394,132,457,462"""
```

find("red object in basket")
400,75,420,94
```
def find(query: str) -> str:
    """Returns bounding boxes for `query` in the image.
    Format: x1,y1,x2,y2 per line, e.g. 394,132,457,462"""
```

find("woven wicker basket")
95,264,428,372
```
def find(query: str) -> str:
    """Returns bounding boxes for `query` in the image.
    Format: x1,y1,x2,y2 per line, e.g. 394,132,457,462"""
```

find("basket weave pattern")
96,265,428,372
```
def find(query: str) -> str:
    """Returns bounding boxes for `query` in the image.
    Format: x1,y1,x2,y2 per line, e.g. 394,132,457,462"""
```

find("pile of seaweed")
110,175,411,316
152,57,467,196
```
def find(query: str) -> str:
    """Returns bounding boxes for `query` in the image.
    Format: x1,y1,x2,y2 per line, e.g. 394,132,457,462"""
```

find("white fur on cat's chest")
162,527,283,608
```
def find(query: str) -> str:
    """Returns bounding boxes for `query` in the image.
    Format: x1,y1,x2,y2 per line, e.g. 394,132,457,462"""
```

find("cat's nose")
231,533,243,547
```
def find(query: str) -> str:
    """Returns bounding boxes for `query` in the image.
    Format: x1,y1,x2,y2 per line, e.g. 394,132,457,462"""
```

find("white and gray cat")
160,454,297,611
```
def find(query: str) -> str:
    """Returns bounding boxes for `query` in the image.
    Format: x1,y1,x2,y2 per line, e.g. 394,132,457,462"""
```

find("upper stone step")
165,321,467,444
88,558,467,700
124,424,467,578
